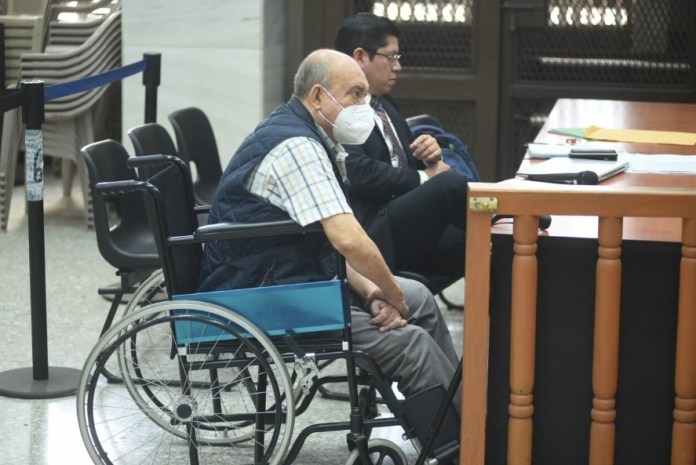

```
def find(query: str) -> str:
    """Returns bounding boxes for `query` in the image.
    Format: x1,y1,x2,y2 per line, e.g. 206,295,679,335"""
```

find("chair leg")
96,288,125,384
61,159,75,197
0,109,22,231
76,157,94,228
438,291,464,311
97,289,124,337
0,167,12,231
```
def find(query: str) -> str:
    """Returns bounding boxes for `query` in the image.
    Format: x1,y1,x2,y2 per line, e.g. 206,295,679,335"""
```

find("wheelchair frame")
76,155,460,465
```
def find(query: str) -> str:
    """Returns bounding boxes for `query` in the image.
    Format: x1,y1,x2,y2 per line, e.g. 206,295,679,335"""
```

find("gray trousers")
350,277,460,410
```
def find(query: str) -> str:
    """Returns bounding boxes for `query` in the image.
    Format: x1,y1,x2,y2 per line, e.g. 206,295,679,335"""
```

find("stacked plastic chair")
0,5,121,230
0,0,51,229
46,0,117,52
0,0,50,84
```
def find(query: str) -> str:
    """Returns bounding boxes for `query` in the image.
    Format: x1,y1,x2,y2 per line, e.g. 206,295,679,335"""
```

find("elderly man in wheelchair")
76,49,461,465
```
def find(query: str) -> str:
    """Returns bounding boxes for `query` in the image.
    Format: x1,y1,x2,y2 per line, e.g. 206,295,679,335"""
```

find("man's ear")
310,84,323,109
352,48,369,66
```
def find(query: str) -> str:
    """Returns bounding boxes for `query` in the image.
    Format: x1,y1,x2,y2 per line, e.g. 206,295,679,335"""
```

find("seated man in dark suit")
334,12,469,279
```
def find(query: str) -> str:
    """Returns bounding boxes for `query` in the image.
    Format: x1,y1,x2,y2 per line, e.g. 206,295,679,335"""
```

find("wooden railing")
460,181,696,465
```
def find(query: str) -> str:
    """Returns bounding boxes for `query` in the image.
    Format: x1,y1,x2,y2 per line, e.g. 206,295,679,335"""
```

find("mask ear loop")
320,86,345,110
317,109,337,129
316,84,342,128
317,86,344,129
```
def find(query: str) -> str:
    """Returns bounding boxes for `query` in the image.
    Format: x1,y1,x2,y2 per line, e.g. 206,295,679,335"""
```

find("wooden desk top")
536,98,696,155
499,99,696,242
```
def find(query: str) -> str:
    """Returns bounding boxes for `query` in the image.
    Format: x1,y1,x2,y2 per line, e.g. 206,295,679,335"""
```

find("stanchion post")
0,80,80,399
143,52,160,123
23,81,48,380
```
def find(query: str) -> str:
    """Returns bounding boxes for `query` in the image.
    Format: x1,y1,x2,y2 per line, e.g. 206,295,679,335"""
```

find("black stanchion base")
0,367,81,399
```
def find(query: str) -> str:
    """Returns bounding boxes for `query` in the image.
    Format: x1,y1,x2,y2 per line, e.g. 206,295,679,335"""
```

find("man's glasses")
366,49,402,65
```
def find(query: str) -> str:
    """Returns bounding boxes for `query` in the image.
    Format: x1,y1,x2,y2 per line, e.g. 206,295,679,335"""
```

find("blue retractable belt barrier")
0,55,160,400
44,60,147,101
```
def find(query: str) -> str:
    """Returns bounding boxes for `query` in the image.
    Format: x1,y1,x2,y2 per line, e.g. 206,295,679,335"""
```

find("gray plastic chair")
80,139,160,337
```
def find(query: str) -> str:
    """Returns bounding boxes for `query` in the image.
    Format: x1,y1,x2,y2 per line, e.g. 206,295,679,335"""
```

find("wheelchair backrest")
138,157,352,344
142,158,202,296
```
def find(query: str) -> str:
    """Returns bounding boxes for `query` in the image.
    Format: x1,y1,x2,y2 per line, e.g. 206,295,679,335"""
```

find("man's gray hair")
293,55,332,99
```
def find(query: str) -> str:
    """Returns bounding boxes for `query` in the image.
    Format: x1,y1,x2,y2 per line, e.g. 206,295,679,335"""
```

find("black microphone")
526,170,599,185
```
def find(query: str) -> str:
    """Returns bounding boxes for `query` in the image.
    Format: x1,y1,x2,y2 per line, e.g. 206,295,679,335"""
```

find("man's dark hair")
334,12,400,58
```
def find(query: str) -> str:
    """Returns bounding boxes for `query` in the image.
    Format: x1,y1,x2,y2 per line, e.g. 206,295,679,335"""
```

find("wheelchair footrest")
401,384,460,453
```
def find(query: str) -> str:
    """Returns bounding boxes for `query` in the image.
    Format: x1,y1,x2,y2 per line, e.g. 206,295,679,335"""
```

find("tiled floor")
0,174,463,464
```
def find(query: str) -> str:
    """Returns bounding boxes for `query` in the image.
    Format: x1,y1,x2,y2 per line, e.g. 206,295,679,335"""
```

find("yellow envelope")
583,125,696,146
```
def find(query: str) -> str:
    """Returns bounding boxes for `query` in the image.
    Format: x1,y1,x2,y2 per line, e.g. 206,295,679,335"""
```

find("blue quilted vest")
198,98,345,292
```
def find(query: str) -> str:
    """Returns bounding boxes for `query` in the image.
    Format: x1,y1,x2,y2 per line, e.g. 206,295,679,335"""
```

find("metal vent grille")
516,0,692,86
396,97,475,150
506,98,556,178
353,0,474,71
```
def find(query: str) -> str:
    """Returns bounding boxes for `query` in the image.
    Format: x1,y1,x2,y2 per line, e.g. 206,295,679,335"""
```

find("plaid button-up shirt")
245,126,352,226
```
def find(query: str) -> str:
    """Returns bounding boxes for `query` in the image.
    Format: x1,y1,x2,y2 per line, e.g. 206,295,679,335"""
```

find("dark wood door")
287,0,696,181
497,0,696,179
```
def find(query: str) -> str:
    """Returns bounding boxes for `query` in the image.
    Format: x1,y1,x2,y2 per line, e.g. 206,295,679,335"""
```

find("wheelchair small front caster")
344,438,407,465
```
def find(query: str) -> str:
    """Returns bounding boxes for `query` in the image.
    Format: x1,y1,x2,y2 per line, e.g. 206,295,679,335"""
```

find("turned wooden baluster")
589,217,623,465
672,217,696,465
508,215,539,465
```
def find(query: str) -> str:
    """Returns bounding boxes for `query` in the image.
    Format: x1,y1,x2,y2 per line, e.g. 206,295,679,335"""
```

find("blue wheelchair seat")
172,280,348,344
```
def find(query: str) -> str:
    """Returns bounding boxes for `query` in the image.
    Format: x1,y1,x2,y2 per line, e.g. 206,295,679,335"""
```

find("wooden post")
508,215,539,465
460,206,494,465
672,217,696,465
589,217,623,465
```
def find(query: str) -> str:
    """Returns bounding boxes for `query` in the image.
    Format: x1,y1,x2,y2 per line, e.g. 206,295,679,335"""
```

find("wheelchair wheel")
97,270,167,384
118,274,269,446
344,438,408,465
124,269,167,313
77,301,294,464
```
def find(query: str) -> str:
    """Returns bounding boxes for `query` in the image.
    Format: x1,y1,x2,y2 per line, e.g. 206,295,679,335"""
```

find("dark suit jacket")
343,94,426,268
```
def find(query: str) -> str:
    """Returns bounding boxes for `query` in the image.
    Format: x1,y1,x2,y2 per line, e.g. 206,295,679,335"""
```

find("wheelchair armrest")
95,179,149,197
126,154,183,171
194,221,346,278
195,220,323,242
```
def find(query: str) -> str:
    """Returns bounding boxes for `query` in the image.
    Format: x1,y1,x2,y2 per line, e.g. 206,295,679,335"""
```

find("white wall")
121,0,286,169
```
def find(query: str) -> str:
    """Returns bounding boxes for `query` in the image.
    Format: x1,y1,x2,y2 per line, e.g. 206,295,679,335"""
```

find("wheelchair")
76,155,461,465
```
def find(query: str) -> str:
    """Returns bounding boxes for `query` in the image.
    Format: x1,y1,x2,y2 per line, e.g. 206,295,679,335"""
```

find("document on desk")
626,154,696,173
526,143,573,158
526,143,611,158
517,157,629,182
526,143,618,159
549,126,696,146
585,126,696,146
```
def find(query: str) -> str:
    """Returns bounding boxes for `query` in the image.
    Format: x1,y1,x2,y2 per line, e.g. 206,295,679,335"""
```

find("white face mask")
318,86,375,145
